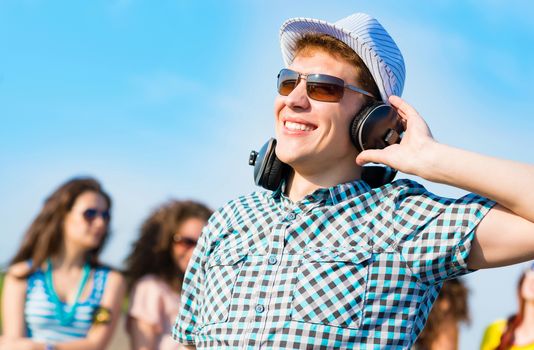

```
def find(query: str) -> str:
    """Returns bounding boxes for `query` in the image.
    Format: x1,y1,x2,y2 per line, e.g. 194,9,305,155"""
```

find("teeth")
285,121,315,132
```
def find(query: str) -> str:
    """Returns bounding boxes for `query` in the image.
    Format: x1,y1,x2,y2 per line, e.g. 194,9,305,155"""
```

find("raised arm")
356,95,534,269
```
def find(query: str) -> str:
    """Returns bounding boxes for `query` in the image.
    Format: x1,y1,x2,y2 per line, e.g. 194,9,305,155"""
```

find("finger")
356,149,390,166
388,95,419,121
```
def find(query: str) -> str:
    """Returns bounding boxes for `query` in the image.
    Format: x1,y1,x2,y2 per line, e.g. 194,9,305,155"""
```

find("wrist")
410,139,442,180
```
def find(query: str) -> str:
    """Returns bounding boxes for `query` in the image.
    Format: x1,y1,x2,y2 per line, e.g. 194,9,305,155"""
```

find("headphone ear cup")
351,103,403,188
263,153,286,191
252,138,288,191
350,104,376,153
351,103,401,152
362,166,397,188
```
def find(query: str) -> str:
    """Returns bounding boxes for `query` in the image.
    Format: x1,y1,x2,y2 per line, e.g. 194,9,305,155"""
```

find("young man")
173,13,534,349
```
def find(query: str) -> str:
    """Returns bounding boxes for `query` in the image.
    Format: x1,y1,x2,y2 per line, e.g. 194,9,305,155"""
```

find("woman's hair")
124,200,212,291
294,33,381,105
496,272,528,350
415,278,470,349
9,177,112,273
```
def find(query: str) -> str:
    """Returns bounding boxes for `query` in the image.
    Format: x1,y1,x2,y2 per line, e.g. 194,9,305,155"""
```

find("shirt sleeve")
172,216,213,345
128,276,164,329
392,180,495,284
479,319,507,350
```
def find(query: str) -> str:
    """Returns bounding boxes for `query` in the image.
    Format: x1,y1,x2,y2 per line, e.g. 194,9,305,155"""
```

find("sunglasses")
277,68,376,102
173,235,198,248
82,208,111,223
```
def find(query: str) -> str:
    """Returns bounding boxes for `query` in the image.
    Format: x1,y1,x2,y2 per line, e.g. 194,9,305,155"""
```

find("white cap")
280,13,406,102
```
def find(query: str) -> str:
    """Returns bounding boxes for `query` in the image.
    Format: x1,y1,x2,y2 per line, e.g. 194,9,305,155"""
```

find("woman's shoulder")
485,319,507,332
480,319,508,350
6,261,32,278
3,262,32,291
131,274,168,292
104,268,125,287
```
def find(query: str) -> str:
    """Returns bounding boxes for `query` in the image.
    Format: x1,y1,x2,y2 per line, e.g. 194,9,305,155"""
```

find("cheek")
63,216,84,236
184,250,194,265
274,97,285,119
521,280,534,297
172,245,183,258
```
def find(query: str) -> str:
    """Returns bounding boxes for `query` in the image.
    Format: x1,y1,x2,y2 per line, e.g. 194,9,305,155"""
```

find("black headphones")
249,102,404,191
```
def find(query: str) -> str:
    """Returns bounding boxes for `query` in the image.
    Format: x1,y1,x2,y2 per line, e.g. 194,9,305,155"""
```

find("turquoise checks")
173,179,494,349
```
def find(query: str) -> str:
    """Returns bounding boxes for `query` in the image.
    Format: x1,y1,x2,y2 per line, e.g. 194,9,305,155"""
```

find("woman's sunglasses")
173,235,198,248
82,208,111,223
277,68,376,102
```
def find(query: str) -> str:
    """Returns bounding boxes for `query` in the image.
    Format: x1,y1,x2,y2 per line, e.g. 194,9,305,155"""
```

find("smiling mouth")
284,121,317,132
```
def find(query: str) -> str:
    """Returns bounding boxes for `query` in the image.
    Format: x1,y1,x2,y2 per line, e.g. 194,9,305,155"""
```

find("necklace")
44,258,91,326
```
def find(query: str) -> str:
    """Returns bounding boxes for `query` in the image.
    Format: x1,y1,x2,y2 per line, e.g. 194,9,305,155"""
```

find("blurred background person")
480,264,534,350
414,278,470,350
124,200,212,350
0,177,125,350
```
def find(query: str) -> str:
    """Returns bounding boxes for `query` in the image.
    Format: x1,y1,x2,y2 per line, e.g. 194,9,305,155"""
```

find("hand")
356,95,437,176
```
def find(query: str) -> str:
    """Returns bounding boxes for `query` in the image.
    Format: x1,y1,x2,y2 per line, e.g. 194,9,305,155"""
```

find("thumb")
356,149,388,166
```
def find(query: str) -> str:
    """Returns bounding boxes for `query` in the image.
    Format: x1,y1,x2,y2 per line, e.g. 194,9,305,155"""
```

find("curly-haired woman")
124,200,212,350
413,278,470,350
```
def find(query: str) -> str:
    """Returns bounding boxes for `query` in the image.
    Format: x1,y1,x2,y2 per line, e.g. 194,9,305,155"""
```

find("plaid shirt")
173,179,494,349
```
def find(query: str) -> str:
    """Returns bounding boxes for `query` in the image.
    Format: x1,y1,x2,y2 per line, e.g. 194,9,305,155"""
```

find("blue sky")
1,1,533,347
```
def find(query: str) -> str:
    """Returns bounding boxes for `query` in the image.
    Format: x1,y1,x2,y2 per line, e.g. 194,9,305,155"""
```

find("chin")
276,140,313,165
84,237,104,249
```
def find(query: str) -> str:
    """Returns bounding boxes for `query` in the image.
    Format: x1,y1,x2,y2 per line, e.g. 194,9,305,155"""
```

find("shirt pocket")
290,249,371,329
201,250,247,326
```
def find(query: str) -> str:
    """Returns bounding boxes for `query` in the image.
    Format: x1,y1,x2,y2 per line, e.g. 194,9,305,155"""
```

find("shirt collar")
272,179,372,210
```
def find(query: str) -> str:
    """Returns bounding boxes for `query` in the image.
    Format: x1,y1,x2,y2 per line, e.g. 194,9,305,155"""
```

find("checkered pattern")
173,179,494,349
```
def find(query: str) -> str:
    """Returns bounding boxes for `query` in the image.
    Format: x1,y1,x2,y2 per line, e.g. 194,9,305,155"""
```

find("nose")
91,215,108,229
284,78,310,110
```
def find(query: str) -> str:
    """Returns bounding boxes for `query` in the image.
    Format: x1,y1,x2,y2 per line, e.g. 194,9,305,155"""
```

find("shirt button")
285,212,296,221
268,256,277,265
214,255,221,262
255,304,265,314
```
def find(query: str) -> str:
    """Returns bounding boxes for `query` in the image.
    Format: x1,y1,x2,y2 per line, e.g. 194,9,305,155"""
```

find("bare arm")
356,95,534,270
1,263,30,338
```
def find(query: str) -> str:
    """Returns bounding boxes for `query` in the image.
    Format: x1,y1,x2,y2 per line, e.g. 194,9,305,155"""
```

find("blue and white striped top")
24,263,109,343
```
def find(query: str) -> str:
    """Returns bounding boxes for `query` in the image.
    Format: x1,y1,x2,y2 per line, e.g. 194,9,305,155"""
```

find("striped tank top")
24,262,109,343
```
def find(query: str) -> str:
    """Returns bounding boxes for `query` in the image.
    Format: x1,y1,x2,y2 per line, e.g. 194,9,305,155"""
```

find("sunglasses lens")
183,238,197,247
101,211,111,222
173,235,198,247
277,69,345,102
307,82,344,102
83,209,110,223
277,69,298,96
83,209,98,221
307,74,344,102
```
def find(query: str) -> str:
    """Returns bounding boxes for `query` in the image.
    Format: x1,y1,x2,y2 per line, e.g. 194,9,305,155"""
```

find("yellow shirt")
480,319,534,350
